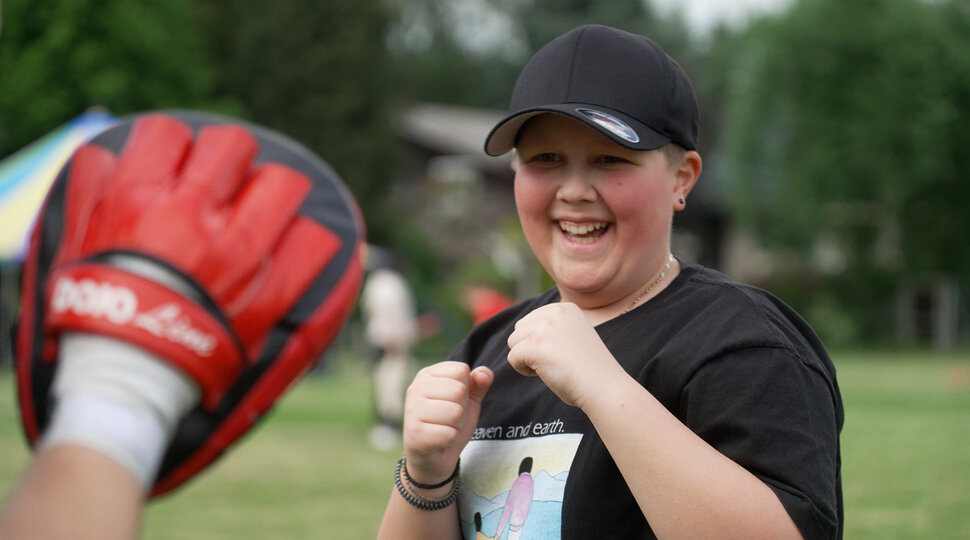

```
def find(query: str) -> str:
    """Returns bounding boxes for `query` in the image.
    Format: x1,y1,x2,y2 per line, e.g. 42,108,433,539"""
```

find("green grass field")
1,350,968,539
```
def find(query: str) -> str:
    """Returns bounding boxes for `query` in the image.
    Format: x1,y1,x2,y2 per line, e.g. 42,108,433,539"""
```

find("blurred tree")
384,0,694,110
718,0,970,342
205,0,398,235
520,0,689,56
0,0,399,240
0,0,222,156
382,0,524,110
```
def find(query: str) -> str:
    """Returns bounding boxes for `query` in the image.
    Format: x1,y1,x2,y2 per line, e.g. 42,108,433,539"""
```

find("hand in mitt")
16,111,364,496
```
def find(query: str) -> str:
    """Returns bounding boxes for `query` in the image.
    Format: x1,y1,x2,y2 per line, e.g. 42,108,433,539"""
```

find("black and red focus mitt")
15,110,364,497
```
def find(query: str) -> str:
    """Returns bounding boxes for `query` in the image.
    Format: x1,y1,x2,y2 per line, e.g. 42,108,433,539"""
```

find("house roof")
397,102,512,175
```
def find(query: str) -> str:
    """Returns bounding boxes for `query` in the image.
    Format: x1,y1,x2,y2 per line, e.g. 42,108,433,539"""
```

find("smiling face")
513,114,700,312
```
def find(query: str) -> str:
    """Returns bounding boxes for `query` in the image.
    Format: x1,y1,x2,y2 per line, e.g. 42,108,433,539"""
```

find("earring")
678,198,685,205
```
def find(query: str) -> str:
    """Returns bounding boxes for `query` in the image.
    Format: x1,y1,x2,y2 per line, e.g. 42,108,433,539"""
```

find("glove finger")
203,164,311,293
83,116,194,253
228,217,340,353
107,125,258,277
114,114,193,190
57,144,116,263
177,125,258,206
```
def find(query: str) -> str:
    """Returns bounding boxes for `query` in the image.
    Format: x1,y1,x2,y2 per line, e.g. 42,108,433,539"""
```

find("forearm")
0,334,199,539
377,363,493,540
583,374,803,540
377,485,462,540
0,445,143,540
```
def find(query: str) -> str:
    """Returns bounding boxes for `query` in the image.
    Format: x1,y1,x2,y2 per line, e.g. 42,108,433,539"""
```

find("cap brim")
483,104,672,156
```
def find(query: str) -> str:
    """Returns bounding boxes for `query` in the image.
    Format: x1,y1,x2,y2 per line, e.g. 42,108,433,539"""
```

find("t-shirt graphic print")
459,433,583,540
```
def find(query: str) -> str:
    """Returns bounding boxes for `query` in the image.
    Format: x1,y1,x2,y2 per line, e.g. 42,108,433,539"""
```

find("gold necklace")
622,255,673,314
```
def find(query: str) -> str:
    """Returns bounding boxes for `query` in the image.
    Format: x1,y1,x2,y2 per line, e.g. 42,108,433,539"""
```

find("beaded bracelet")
401,457,460,490
394,458,460,511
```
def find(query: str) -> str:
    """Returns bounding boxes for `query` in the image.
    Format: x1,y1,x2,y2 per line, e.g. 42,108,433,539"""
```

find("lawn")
837,350,970,539
1,350,968,539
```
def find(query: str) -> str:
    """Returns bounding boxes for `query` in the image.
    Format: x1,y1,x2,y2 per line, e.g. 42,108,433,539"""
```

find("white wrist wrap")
42,332,201,489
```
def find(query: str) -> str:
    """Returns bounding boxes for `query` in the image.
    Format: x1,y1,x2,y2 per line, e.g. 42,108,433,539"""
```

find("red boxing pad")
16,110,364,497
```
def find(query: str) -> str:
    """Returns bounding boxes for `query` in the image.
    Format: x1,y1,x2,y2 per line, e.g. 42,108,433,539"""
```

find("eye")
534,153,560,163
596,155,628,165
521,152,561,167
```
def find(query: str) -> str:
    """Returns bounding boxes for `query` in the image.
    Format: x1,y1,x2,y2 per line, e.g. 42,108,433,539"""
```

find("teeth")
560,222,607,235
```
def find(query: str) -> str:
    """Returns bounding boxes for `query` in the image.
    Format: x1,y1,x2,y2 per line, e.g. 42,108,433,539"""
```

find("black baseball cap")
484,24,699,156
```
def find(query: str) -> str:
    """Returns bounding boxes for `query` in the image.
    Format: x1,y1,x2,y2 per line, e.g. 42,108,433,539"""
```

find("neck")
569,254,679,327
622,254,674,313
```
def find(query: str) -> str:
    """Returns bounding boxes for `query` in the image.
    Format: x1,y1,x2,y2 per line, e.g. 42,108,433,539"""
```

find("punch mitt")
16,110,364,497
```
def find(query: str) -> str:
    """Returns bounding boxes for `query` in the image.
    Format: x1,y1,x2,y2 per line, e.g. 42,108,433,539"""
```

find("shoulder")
643,263,837,393
667,263,821,353
607,261,835,385
676,263,785,314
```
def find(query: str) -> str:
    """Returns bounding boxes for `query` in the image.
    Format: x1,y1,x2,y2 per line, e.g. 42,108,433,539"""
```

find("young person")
378,24,843,539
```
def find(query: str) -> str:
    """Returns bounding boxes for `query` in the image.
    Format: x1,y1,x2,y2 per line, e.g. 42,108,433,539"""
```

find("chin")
556,279,609,303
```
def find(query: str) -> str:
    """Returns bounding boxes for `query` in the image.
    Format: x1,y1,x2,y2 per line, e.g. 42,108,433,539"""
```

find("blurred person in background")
464,285,516,326
361,246,420,450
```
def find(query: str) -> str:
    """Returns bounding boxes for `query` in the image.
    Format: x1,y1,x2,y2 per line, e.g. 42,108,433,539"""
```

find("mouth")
558,221,610,244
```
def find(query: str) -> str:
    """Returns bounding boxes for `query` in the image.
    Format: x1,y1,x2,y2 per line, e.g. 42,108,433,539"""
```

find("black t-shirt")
453,262,843,539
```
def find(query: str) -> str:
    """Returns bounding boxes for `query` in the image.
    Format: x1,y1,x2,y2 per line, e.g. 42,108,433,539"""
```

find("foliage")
382,0,524,110
384,0,695,110
0,0,402,244
718,0,970,342
11,0,967,347
0,0,224,156
204,0,398,229
521,0,693,63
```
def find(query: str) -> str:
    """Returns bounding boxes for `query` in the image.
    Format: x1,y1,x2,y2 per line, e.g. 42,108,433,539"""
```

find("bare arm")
377,362,493,540
507,302,803,539
0,334,199,540
377,481,463,540
580,368,802,539
0,445,143,540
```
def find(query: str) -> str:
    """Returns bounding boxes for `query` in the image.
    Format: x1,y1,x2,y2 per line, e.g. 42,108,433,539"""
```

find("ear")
673,151,702,211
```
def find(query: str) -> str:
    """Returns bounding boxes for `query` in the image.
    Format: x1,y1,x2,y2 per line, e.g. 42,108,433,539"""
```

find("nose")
556,167,597,203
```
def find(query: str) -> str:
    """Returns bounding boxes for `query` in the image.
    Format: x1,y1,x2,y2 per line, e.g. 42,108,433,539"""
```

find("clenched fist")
507,302,627,410
402,362,493,486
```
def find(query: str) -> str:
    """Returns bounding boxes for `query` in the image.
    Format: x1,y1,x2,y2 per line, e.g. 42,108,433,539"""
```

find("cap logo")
576,108,640,144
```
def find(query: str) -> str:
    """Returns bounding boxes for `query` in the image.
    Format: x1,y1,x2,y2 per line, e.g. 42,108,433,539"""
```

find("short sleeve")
680,346,842,539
